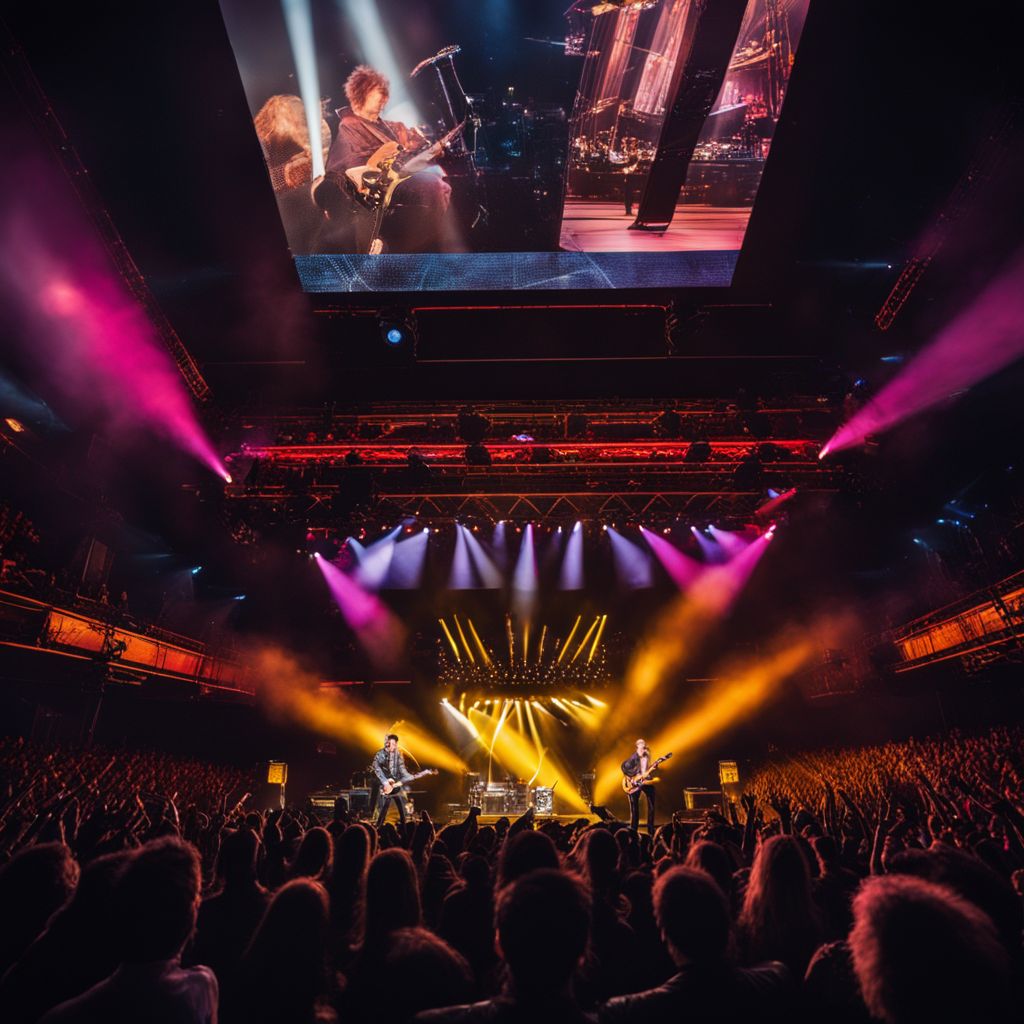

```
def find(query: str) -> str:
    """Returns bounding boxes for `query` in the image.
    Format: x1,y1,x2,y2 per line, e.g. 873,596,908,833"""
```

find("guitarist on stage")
372,733,415,826
621,738,657,835
325,65,453,252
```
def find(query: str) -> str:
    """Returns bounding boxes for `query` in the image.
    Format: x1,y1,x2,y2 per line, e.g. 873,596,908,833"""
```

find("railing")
888,569,1024,672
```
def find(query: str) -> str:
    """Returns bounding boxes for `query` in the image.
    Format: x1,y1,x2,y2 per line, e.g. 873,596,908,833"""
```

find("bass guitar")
622,752,673,795
381,768,438,796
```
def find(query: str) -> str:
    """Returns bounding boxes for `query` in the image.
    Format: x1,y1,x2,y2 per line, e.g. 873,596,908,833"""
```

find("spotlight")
233,594,246,601
685,441,712,463
378,312,417,353
457,406,491,443
653,407,683,438
191,566,203,575
566,412,589,438
464,442,492,467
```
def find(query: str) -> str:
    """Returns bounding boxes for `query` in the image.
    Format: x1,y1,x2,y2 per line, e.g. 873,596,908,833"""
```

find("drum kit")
465,772,554,816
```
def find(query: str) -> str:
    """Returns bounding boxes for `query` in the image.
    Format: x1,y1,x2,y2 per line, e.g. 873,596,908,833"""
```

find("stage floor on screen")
560,202,751,254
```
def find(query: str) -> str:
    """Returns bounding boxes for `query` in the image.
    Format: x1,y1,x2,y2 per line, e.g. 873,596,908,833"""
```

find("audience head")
241,878,330,1013
578,827,620,894
496,828,559,889
496,868,590,995
739,833,819,972
850,874,1010,1024
887,845,1023,953
685,839,736,898
362,847,421,948
654,866,731,964
113,837,201,963
289,825,333,881
215,826,260,889
381,927,473,1018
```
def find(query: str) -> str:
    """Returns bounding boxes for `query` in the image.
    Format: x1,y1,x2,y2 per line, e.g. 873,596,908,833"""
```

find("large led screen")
219,0,810,292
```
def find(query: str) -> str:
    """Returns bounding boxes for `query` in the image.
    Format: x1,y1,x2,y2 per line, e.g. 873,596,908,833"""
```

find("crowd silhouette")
1,727,1022,1023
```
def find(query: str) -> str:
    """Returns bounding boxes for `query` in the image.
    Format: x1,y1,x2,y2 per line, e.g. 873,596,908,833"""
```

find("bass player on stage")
621,738,657,835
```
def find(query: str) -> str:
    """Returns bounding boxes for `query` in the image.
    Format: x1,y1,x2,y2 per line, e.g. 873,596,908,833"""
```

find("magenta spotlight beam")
823,247,1024,457
315,554,405,669
462,526,503,588
607,528,653,588
559,521,584,590
1,166,228,481
640,527,703,589
708,526,749,558
690,529,774,616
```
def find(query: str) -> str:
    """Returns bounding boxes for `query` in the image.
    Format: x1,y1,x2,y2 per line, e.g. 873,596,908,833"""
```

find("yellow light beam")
593,634,817,804
537,624,547,664
466,618,493,666
439,618,461,661
523,620,530,664
253,646,467,775
524,699,543,751
453,614,476,664
588,614,607,663
490,699,513,754
572,616,601,663
557,615,582,663
470,706,588,812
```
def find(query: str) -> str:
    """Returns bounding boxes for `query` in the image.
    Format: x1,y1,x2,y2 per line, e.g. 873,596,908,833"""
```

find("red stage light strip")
239,439,817,465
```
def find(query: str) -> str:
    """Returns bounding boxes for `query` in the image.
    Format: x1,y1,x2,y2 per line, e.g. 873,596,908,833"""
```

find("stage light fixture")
685,441,711,463
378,312,417,353
464,442,492,466
191,566,203,575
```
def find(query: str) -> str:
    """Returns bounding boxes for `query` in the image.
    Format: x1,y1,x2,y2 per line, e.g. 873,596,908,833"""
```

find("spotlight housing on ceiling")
378,311,417,354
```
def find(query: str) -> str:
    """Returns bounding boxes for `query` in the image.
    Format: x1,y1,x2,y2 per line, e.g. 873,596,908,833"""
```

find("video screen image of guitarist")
320,64,462,255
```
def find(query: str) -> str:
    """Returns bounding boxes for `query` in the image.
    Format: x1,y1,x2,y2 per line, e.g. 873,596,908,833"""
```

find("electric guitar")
345,120,466,254
381,768,438,796
622,752,673,795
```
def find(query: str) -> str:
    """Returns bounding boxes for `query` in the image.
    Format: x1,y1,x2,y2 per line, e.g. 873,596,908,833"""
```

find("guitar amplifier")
308,787,372,814
683,787,723,811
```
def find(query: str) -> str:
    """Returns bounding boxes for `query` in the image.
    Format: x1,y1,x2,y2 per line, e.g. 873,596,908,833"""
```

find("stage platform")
559,201,751,253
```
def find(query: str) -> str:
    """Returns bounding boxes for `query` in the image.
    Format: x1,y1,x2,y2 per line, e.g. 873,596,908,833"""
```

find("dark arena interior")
2,2,1024,1021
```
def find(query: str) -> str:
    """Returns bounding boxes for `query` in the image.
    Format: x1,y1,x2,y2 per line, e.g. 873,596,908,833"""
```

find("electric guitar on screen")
622,752,673,795
345,120,466,254
381,768,438,796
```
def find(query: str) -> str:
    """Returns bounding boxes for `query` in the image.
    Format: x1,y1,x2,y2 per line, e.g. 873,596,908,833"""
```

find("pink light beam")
0,161,228,481
822,247,1024,458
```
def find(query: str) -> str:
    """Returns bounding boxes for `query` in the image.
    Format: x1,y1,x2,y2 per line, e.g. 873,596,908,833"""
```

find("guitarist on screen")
621,738,658,835
324,65,454,253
